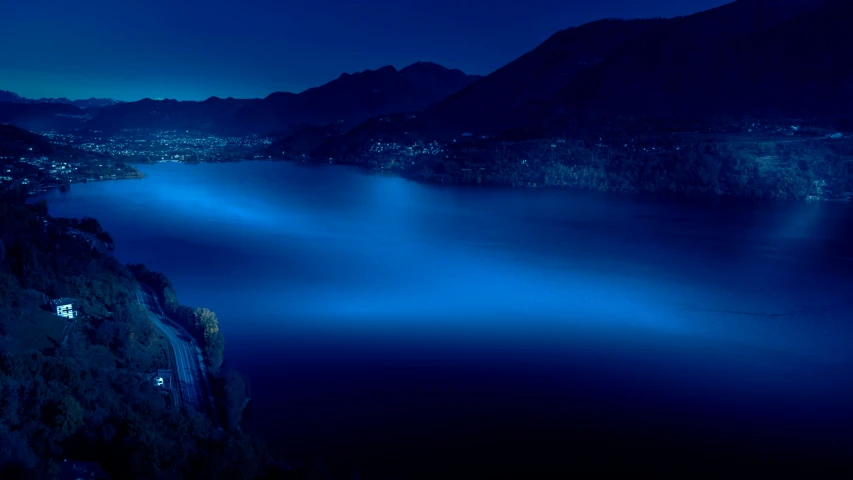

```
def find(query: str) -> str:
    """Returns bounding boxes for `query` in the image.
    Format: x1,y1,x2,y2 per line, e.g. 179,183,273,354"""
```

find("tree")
54,395,84,439
135,317,155,348
78,217,104,236
221,369,249,431
204,337,224,373
0,430,38,474
0,378,20,426
30,200,47,217
194,308,224,372
95,321,116,347
113,322,131,357
95,321,130,354
97,230,114,246
194,308,218,337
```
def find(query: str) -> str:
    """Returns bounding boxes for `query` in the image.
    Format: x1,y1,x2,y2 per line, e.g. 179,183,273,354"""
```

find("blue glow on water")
34,162,853,477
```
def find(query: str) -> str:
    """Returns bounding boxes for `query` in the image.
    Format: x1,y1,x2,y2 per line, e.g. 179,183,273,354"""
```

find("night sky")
2,0,728,101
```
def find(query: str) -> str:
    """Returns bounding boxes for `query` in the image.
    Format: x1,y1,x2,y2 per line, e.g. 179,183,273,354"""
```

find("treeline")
297,111,853,200
333,133,853,200
0,200,287,478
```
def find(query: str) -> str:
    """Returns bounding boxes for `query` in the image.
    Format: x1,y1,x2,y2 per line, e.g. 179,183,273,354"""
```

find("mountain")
86,62,480,135
546,0,850,124
0,102,89,132
306,0,853,200
0,123,60,156
0,90,122,109
336,0,848,141
0,90,27,103
0,91,121,131
399,61,478,96
422,18,667,134
84,97,257,134
270,62,480,130
37,97,124,109
1,62,476,135
269,123,347,158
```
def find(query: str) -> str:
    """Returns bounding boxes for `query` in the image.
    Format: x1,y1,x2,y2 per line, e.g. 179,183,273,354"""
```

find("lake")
34,161,853,478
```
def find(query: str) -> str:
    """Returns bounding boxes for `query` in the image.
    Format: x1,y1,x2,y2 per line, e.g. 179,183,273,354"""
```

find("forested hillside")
0,199,284,479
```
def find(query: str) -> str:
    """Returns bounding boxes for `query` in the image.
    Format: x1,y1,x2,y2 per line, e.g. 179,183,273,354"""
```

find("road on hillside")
136,285,218,424
67,228,110,254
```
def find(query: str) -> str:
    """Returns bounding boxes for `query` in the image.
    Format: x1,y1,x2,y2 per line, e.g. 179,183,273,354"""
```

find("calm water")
35,162,853,477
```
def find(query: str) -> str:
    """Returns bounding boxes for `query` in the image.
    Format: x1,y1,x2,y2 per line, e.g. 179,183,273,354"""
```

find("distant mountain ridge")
40,97,124,109
309,0,852,158
0,102,89,132
0,90,123,109
83,61,480,135
292,0,853,203
0,90,27,104
3,0,852,201
3,0,849,144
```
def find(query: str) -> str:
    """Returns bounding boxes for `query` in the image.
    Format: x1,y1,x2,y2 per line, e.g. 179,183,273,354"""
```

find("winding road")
136,284,219,426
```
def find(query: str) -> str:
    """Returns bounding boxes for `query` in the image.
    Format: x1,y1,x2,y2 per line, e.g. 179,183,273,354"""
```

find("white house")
51,298,77,319
55,303,76,319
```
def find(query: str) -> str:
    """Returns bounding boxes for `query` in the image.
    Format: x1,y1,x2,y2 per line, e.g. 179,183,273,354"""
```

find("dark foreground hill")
0,198,292,479
0,124,285,480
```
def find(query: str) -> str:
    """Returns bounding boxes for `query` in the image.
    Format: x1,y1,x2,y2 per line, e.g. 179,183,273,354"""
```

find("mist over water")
35,161,853,477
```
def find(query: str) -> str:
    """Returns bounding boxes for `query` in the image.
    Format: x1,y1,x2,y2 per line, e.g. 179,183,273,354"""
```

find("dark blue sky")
1,0,729,101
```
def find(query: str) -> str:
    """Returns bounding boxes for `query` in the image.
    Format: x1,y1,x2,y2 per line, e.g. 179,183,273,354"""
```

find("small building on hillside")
149,369,173,389
51,298,77,319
